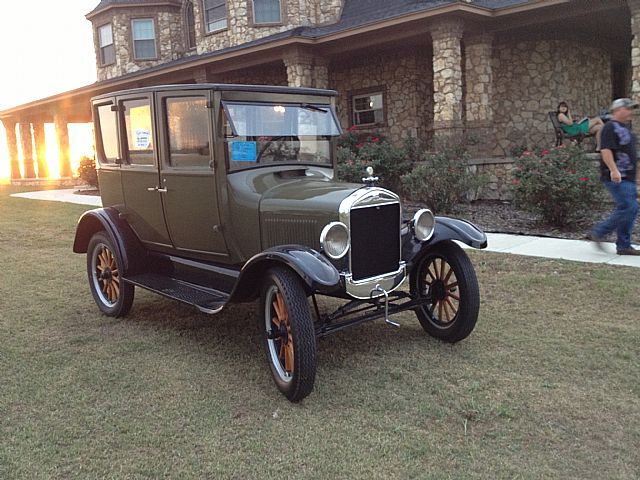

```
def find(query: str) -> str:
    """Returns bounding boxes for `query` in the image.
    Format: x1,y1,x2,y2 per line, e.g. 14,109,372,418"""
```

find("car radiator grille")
349,203,400,281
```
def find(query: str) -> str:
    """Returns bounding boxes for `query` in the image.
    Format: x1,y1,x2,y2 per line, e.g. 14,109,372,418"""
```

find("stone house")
1,0,637,197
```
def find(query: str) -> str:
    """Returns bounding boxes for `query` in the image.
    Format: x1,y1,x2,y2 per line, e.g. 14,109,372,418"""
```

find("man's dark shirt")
600,120,637,182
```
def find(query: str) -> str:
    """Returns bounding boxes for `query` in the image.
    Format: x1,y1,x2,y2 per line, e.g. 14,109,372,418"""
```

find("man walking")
590,98,640,255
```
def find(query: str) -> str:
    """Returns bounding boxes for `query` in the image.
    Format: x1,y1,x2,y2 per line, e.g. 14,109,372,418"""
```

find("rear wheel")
87,231,134,317
261,267,316,402
410,241,479,343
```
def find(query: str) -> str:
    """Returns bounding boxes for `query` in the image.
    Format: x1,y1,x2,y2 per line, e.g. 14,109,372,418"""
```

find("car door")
156,89,228,258
119,93,172,247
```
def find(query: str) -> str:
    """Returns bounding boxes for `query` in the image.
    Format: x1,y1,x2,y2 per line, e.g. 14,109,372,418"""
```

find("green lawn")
1,184,639,479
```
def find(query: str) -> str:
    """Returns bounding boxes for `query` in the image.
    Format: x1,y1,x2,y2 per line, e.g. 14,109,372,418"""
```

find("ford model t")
73,84,487,401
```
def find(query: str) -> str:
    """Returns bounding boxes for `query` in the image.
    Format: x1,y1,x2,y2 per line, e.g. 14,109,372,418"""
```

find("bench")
548,111,594,147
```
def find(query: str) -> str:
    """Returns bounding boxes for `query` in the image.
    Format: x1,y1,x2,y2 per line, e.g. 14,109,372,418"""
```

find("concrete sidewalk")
10,188,640,268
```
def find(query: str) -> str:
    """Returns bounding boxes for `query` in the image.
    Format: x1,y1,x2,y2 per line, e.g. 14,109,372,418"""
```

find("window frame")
251,0,283,26
203,0,228,34
97,23,115,66
163,94,213,170
93,100,120,166
131,17,158,61
120,96,157,167
349,87,387,128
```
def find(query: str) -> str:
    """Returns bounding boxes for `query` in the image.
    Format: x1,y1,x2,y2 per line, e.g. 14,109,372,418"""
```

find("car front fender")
402,216,487,270
230,245,341,302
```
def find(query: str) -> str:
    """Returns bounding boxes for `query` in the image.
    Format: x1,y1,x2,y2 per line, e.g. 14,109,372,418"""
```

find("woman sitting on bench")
556,101,604,151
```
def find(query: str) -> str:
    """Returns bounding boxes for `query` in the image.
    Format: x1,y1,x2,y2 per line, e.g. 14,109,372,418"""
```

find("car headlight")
320,222,349,259
412,209,435,241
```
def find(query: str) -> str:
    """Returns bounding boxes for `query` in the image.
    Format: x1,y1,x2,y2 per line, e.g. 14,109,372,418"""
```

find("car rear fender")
73,208,146,275
402,216,487,271
230,245,341,302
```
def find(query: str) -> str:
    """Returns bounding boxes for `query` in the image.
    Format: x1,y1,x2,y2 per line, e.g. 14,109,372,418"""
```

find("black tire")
410,240,480,343
87,231,134,317
261,266,316,402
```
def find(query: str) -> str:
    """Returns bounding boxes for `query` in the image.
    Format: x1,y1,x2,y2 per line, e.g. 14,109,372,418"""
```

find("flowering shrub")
512,144,604,227
336,126,414,192
401,137,487,214
77,156,99,189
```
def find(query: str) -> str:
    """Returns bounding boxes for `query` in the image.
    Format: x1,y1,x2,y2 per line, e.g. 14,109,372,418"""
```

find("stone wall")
193,1,343,55
93,7,186,81
329,49,433,144
492,39,611,155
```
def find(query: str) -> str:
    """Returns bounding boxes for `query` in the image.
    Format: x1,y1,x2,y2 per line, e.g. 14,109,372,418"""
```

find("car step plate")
125,273,229,314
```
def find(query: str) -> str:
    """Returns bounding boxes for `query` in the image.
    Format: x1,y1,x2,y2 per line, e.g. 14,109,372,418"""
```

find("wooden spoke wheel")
410,240,480,343
262,267,316,402
87,232,134,317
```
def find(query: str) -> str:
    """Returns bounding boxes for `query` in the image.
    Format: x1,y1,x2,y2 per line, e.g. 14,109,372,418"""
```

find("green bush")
77,156,99,189
336,127,414,193
401,137,487,214
512,144,603,227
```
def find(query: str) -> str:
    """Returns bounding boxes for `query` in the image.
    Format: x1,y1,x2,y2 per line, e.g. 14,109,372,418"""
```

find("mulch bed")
446,200,640,241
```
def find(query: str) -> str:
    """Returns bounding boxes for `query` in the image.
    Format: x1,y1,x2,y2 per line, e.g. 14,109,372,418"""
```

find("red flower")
579,177,589,181
540,149,550,156
371,136,380,143
356,142,364,149
522,151,532,156
347,125,359,132
513,179,521,186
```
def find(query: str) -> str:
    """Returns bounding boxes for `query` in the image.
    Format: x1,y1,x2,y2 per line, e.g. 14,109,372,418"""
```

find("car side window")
95,103,119,165
165,96,211,168
122,98,154,166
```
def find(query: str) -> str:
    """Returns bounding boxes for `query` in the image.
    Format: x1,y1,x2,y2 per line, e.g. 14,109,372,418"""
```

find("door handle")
146,186,168,193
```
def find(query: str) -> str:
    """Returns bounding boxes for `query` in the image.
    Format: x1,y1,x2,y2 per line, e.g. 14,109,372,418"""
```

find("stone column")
629,1,640,135
314,56,329,89
2,119,21,180
32,122,49,178
464,33,495,155
430,19,464,138
283,47,328,88
192,67,208,83
19,122,36,179
55,114,73,178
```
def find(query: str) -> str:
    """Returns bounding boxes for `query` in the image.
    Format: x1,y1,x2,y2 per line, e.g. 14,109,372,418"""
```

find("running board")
125,273,229,314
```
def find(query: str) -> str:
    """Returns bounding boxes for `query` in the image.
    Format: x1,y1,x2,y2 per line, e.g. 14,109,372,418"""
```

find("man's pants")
593,180,639,251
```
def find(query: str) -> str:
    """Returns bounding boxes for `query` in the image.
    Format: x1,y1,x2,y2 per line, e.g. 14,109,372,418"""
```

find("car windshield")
222,102,341,171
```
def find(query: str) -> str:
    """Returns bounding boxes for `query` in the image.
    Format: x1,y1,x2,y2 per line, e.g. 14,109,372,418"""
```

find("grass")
1,184,639,479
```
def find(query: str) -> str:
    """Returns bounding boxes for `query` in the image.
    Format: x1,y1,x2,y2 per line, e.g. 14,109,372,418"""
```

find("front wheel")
261,267,316,402
410,240,480,343
87,231,134,317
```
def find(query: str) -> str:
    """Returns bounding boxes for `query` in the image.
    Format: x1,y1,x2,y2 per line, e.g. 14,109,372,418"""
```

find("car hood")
260,176,361,215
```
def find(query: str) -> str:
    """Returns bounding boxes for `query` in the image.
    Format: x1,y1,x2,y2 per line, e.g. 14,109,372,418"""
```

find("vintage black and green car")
73,84,487,401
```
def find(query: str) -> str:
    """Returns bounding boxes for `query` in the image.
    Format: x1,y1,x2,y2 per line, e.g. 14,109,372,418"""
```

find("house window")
184,0,197,49
204,0,227,32
352,91,384,126
253,0,281,24
98,24,115,66
132,19,157,60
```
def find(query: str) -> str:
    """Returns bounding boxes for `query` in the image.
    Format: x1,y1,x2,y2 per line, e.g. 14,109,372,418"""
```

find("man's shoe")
616,247,640,256
586,232,606,251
